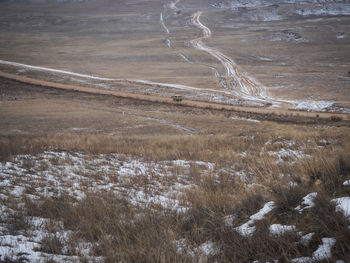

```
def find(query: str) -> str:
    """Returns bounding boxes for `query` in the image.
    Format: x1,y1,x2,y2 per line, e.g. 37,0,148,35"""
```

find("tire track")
191,11,271,104
160,12,170,34
162,1,223,81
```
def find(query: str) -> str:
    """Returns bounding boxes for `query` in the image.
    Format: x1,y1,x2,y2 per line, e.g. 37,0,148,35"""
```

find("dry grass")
1,78,350,262
0,125,344,162
1,128,349,262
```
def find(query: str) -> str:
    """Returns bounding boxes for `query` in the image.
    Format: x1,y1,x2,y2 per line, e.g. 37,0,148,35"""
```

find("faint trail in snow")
166,38,172,48
120,107,197,133
0,59,237,97
125,78,234,95
178,53,190,62
163,2,224,82
220,79,227,89
210,67,220,78
160,12,170,34
141,116,197,134
178,52,223,81
0,59,115,81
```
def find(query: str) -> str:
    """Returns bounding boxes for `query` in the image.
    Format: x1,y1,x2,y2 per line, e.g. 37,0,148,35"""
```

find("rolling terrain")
0,0,350,262
0,0,349,112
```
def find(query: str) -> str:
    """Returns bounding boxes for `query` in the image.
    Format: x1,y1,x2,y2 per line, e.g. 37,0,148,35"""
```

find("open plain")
0,0,350,262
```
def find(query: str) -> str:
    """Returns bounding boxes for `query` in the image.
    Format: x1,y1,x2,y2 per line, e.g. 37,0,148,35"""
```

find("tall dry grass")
3,145,344,262
1,125,350,262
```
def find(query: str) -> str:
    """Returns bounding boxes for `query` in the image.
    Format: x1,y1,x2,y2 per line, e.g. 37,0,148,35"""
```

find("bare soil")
0,0,349,105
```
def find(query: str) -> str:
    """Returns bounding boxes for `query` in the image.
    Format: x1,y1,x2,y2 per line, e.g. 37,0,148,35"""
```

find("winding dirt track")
191,12,270,104
0,0,347,120
1,71,348,121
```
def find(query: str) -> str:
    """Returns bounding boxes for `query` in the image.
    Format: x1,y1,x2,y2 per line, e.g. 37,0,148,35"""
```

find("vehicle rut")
191,11,271,105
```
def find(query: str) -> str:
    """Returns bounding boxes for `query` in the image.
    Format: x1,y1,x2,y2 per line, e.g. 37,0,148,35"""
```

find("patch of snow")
291,257,313,263
294,101,334,112
235,201,275,236
160,12,170,34
231,116,260,123
292,237,336,262
295,4,350,17
268,148,310,163
269,224,295,236
300,232,314,246
166,38,172,48
236,222,257,237
250,201,275,220
11,186,25,197
336,32,347,39
266,30,306,42
175,238,191,255
288,181,298,188
343,180,350,186
70,127,87,131
256,56,273,62
243,9,283,22
179,53,190,62
199,240,217,256
312,238,336,260
0,232,88,263
332,197,350,221
224,215,235,227
295,192,317,213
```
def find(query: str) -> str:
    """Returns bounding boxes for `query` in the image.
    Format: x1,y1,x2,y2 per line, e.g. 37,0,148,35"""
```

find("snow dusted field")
0,0,349,262
0,151,214,262
1,152,215,210
0,134,349,262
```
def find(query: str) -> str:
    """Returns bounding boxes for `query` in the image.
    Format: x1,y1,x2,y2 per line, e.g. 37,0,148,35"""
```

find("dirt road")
1,71,348,122
191,12,271,105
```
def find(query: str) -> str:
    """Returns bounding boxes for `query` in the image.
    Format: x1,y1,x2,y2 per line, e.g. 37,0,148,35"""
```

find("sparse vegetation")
1,125,349,262
0,1,349,260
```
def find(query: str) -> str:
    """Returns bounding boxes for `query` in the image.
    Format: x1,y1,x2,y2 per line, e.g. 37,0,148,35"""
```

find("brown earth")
0,71,349,122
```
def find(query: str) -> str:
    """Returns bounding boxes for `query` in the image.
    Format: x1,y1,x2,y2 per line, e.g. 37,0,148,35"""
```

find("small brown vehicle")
172,96,184,102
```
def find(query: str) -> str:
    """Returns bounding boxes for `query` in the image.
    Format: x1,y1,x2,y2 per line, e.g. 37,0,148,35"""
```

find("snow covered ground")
0,139,348,262
0,151,217,211
0,151,218,261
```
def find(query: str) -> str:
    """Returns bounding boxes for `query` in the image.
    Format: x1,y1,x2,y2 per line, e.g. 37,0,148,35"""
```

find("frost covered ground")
212,0,350,21
0,133,349,262
0,1,349,260
0,151,215,262
0,152,216,212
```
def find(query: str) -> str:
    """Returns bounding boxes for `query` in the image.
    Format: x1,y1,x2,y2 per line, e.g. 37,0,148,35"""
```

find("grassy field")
1,0,350,262
1,77,350,262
